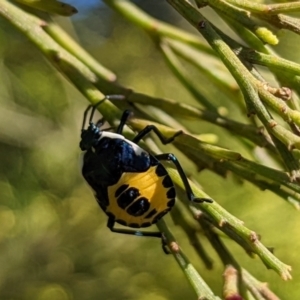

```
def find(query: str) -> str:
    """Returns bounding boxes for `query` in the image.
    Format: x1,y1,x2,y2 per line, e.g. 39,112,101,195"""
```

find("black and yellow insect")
80,96,212,248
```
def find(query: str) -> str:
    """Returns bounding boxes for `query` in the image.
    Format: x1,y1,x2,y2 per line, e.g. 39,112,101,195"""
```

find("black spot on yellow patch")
115,184,129,197
152,209,170,224
141,222,151,228
127,197,150,216
167,198,175,207
162,175,173,188
117,187,140,209
155,164,167,177
145,209,157,219
167,187,176,199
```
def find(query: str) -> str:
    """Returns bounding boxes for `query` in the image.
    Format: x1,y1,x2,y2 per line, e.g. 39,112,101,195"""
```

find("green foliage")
12,0,77,16
1,0,300,299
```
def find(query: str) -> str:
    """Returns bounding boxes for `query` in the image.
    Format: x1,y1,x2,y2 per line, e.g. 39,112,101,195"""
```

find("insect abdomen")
105,165,175,228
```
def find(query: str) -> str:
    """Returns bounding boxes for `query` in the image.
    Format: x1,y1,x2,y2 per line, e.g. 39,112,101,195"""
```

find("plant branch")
166,0,300,176
156,219,220,300
225,0,300,15
103,0,215,55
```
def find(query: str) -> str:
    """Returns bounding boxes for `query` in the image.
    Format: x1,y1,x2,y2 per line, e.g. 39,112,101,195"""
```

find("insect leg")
116,110,132,134
132,125,182,144
107,217,170,253
155,153,213,204
107,216,161,238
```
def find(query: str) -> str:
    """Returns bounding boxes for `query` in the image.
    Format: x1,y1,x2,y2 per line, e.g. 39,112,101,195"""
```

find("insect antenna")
82,104,93,131
82,95,126,131
89,99,107,124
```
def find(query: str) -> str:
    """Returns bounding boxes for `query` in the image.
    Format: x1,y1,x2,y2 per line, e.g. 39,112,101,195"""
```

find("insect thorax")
82,132,153,188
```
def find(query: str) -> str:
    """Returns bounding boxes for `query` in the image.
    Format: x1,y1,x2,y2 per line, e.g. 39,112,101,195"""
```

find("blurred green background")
0,1,300,299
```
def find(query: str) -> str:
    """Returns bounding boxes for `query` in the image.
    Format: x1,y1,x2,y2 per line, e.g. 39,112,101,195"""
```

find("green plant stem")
124,94,275,151
224,0,300,35
128,117,300,195
156,219,220,300
103,0,214,55
2,0,295,285
176,137,300,194
0,1,94,81
203,0,278,45
197,218,248,299
170,201,214,269
223,265,245,299
133,145,293,281
146,118,300,207
160,39,216,110
240,49,300,79
44,18,117,82
168,39,240,98
199,216,240,268
175,134,293,188
103,0,300,157
242,269,281,300
13,0,78,16
0,0,121,122
219,22,296,111
177,147,300,209
132,121,293,279
166,0,300,176
180,186,292,280
259,14,300,35
218,13,269,54
226,0,300,14
165,0,259,114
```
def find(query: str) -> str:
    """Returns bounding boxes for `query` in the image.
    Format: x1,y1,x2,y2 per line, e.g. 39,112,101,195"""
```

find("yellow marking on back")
106,166,173,227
